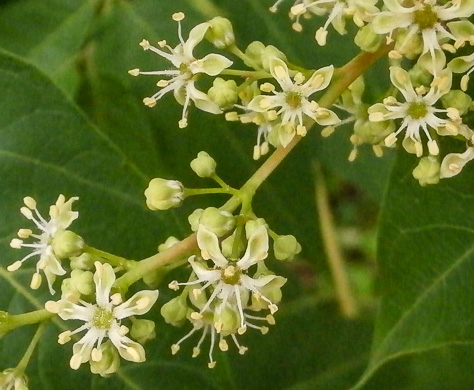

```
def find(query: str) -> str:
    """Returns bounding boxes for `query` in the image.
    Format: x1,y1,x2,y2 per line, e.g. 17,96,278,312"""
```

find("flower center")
221,265,242,285
92,307,114,330
286,91,302,109
407,102,428,119
414,4,438,30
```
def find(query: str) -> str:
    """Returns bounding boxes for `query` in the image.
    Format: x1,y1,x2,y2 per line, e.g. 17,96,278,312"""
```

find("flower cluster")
130,12,340,160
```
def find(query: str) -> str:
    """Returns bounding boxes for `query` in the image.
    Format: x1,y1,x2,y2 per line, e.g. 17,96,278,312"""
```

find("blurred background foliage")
0,0,474,389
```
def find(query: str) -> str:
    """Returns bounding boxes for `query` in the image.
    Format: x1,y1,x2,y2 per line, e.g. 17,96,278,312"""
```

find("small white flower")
45,262,158,370
368,66,457,157
247,57,340,147
170,223,286,333
128,13,233,128
372,0,474,74
8,195,79,294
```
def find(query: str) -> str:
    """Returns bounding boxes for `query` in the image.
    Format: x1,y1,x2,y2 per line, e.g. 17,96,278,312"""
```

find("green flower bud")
213,305,240,336
408,64,432,87
238,81,261,106
89,341,120,377
144,178,184,211
70,269,94,296
395,30,422,59
51,230,84,259
161,296,188,326
206,16,235,49
221,229,237,258
130,319,156,344
354,25,383,53
354,120,395,145
199,207,235,237
244,41,287,71
70,253,93,270
412,156,440,186
274,235,302,261
190,151,217,178
441,90,472,115
208,78,238,109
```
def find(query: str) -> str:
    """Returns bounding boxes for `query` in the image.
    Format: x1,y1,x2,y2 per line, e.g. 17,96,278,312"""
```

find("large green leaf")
352,150,474,389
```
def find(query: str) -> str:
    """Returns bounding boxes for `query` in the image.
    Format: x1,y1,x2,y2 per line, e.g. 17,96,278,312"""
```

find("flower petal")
197,225,228,267
93,262,115,307
192,53,233,76
237,225,269,269
114,290,159,319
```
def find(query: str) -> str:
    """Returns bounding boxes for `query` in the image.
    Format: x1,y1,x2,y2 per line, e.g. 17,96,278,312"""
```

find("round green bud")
208,78,238,109
213,304,240,336
408,63,432,87
354,25,383,53
238,81,262,106
221,229,237,258
441,90,472,115
144,178,184,211
412,156,440,186
274,234,302,261
395,30,422,59
51,230,84,259
244,41,287,71
70,269,94,296
206,16,235,49
130,319,156,344
354,119,395,144
90,341,120,377
199,207,235,237
161,296,188,326
190,151,217,178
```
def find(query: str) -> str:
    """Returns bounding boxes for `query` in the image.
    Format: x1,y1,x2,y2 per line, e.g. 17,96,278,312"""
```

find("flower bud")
130,319,156,344
274,235,302,261
250,275,286,310
51,230,84,259
213,305,240,336
190,151,217,178
206,16,235,49
354,120,395,145
245,218,267,239
161,296,188,326
244,41,287,71
189,207,235,237
89,341,120,377
441,90,472,115
354,25,382,52
412,156,440,186
0,369,28,390
208,78,238,109
145,178,184,211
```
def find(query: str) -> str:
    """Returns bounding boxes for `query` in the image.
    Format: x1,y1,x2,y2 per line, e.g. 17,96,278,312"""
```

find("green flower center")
414,4,438,30
408,102,428,119
92,307,114,330
286,91,302,109
221,265,242,285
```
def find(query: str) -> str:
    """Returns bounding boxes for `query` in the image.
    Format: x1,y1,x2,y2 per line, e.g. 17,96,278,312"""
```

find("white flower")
8,195,79,294
45,262,159,370
247,57,340,147
169,223,286,333
372,0,474,74
128,12,233,128
368,66,458,157
289,0,379,45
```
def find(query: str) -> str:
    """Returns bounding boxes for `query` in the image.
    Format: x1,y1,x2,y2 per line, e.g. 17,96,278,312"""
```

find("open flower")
368,66,458,157
8,195,79,294
128,12,232,128
247,57,340,147
46,262,158,371
169,223,286,333
372,0,474,74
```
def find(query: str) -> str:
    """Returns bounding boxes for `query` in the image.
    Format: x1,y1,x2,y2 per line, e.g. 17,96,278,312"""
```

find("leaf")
352,150,474,389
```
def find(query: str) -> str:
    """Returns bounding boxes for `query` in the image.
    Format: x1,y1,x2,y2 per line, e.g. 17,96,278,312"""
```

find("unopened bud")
144,178,184,211
90,341,121,377
274,234,302,261
441,90,472,115
412,156,440,186
161,296,188,326
190,151,217,178
130,319,156,344
51,230,85,259
206,16,235,49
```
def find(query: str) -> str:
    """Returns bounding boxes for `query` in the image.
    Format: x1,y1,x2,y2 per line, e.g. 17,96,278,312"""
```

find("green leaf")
352,150,474,389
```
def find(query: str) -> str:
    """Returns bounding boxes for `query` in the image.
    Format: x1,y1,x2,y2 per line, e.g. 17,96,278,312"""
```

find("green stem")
84,246,134,269
16,322,47,373
0,309,52,336
184,187,236,197
114,45,391,290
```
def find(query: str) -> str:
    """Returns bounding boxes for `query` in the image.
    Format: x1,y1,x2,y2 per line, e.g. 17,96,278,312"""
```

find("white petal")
197,225,228,267
94,262,116,307
237,225,269,269
114,290,159,319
